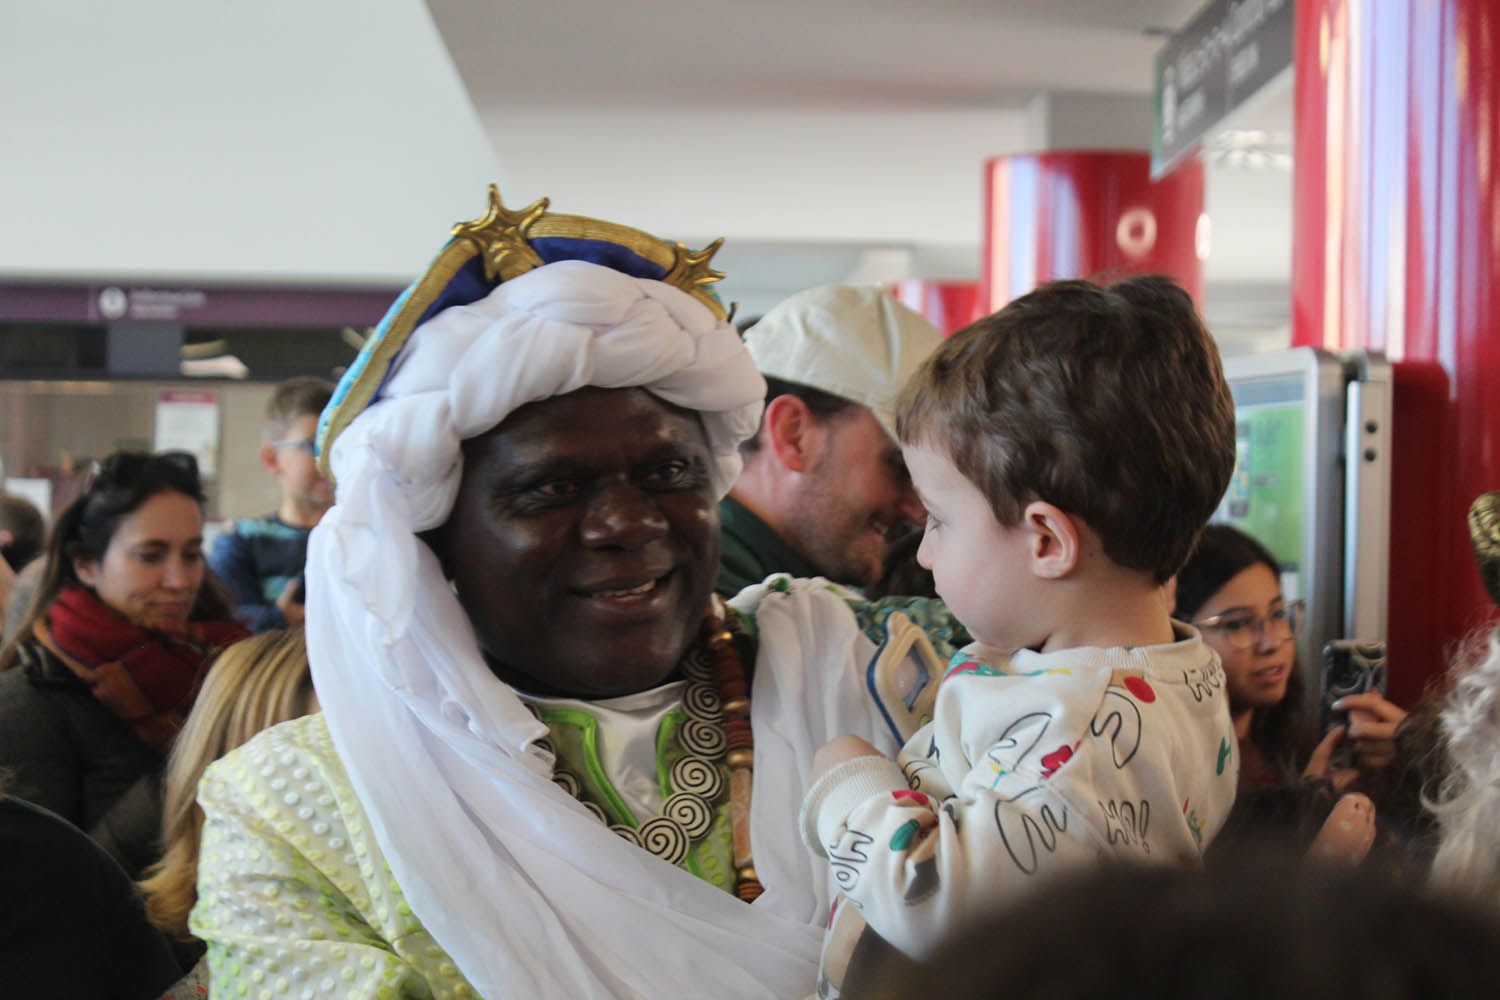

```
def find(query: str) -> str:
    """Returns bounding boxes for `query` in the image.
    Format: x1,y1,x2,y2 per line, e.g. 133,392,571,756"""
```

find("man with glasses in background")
209,376,334,631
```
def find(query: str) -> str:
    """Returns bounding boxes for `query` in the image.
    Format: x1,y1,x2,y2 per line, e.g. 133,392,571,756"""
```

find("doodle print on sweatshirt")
982,711,1053,792
827,829,874,895
901,729,944,794
1099,798,1151,854
1182,655,1226,703
1183,799,1205,851
888,801,943,905
1090,688,1144,769
993,785,1069,874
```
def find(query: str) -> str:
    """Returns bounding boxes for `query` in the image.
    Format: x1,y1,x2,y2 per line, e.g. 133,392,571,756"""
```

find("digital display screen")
1215,373,1306,600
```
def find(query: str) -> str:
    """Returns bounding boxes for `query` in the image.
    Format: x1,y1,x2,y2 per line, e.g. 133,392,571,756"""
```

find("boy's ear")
762,395,822,474
1021,500,1081,580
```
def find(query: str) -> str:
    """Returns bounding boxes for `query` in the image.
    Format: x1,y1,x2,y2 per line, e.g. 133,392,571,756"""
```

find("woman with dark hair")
1174,523,1407,787
1173,524,1311,786
0,451,248,877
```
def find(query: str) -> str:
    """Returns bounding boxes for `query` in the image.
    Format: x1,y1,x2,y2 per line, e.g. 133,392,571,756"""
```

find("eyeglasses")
1193,599,1306,651
272,437,317,456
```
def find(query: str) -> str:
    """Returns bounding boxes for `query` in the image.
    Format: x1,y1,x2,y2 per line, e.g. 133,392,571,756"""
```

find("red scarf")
37,585,249,753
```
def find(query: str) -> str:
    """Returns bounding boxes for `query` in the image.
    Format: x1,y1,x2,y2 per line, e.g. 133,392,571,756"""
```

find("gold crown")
452,185,727,317
316,185,729,480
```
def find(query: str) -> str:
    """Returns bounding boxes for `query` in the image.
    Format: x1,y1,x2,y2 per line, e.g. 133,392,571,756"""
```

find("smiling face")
1193,562,1295,712
904,441,1038,649
786,406,924,588
430,387,719,698
73,489,206,632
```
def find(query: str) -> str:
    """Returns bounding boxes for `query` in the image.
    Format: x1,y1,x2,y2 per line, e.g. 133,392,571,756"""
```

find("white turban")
305,261,830,998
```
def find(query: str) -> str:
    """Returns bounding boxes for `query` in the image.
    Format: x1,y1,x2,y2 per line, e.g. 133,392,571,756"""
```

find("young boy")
800,276,1241,997
209,376,333,632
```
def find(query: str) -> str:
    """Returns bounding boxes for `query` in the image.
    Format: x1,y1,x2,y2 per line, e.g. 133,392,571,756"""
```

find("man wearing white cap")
719,286,943,597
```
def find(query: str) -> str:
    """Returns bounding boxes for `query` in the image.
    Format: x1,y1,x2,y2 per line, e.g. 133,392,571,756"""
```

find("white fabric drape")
304,260,866,998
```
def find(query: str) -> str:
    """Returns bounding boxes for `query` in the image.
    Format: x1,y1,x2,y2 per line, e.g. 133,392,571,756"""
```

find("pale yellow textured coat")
192,713,477,999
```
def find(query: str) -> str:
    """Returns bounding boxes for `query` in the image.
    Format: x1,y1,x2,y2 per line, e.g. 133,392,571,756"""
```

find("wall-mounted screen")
1218,348,1349,716
1217,370,1311,601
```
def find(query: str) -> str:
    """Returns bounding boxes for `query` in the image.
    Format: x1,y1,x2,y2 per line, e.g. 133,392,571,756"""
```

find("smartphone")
1320,639,1388,732
289,576,306,605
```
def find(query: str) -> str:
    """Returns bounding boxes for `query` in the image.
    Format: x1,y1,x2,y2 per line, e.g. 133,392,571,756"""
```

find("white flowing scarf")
307,260,825,998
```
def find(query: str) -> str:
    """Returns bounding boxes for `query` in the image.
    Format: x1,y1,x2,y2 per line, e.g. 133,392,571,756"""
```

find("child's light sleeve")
800,667,1110,957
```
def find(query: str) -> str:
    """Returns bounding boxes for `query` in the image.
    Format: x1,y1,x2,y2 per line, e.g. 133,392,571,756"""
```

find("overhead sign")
94,286,208,322
0,281,400,326
1152,0,1294,178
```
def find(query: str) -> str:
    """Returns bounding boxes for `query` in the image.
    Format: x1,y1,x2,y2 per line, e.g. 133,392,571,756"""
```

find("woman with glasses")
1175,525,1391,868
1174,524,1407,791
0,451,248,878
1172,523,1320,788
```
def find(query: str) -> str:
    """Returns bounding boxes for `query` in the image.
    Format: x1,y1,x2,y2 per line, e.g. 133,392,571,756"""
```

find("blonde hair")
139,627,316,939
1429,623,1500,902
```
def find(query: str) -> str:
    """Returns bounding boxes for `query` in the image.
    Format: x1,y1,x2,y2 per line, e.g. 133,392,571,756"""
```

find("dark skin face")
428,387,720,698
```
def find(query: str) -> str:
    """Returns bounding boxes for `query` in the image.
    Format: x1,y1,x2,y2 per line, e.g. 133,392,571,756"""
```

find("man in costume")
191,188,963,998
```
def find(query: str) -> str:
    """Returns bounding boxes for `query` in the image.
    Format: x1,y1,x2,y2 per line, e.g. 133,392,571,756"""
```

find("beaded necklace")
539,600,763,902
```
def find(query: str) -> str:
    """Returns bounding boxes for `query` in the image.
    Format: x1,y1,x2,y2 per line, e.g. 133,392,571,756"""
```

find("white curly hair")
1429,622,1500,900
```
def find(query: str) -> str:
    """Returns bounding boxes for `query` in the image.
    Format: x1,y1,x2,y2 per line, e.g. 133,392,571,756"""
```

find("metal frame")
1341,352,1392,642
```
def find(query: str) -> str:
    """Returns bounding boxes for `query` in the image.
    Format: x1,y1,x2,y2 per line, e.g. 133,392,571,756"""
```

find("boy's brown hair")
896,275,1235,583
263,377,334,441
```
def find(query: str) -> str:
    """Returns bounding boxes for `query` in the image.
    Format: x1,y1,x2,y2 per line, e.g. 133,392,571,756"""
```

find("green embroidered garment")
524,683,737,891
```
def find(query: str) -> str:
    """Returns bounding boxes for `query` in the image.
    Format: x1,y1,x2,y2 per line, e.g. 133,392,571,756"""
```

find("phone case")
1320,639,1388,730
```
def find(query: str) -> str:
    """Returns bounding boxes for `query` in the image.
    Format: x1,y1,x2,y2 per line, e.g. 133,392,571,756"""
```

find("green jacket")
716,496,822,598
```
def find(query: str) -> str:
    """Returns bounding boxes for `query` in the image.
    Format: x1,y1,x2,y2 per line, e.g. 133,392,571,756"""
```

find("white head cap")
743,285,943,441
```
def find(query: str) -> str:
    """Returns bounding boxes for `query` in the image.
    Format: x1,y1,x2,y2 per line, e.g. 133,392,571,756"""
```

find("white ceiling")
428,0,1203,110
427,0,1294,344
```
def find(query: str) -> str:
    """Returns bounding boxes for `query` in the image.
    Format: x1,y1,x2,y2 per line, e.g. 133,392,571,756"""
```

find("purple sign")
0,281,402,327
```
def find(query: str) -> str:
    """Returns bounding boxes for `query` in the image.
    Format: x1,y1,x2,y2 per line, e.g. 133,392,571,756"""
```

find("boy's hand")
811,734,884,783
275,578,306,627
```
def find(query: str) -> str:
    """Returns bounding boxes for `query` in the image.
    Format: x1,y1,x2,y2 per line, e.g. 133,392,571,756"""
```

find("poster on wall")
154,390,220,477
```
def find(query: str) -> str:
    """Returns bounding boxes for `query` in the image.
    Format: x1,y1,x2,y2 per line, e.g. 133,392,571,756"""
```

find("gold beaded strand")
704,607,762,902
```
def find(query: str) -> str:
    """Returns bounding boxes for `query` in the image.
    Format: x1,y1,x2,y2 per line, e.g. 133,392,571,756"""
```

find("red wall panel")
1294,0,1500,699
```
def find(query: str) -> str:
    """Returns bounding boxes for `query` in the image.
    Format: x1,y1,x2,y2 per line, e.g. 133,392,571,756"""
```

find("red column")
1293,0,1500,702
981,150,1206,313
893,280,981,335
